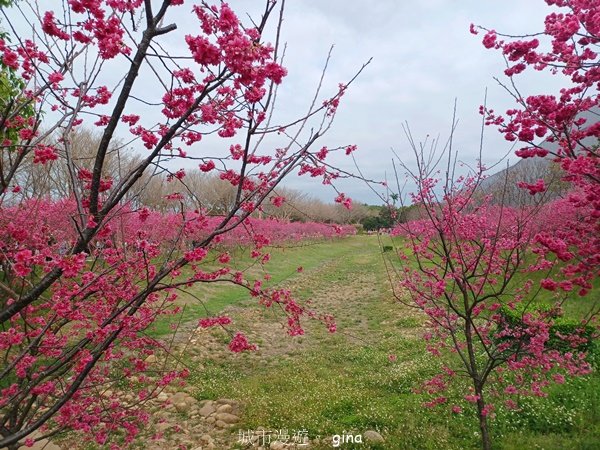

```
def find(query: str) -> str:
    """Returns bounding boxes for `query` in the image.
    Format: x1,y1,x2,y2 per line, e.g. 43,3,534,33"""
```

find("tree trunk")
475,387,492,450
465,318,492,450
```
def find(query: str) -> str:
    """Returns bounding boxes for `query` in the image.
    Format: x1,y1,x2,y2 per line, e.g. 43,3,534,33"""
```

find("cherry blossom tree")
390,124,593,450
0,0,365,447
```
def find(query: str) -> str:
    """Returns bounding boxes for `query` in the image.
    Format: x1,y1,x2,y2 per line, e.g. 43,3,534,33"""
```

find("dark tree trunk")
475,387,492,450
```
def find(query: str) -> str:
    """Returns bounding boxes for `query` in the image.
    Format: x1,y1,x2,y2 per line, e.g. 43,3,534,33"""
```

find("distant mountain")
479,107,600,206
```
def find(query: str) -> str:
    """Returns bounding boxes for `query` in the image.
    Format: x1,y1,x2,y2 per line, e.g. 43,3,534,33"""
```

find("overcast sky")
211,0,561,204
9,1,562,205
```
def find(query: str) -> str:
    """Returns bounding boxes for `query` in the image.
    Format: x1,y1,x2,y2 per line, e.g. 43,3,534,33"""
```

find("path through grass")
159,235,600,449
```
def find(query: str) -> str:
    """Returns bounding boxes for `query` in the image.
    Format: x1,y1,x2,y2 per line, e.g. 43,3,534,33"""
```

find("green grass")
509,260,600,321
147,237,359,336
153,235,599,449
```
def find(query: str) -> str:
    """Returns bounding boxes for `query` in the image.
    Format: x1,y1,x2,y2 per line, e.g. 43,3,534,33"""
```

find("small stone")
174,402,190,413
170,392,192,403
200,434,213,444
363,430,384,443
270,442,285,450
216,404,232,414
145,354,157,364
215,412,239,424
215,420,229,428
206,417,216,424
198,403,216,417
168,392,196,413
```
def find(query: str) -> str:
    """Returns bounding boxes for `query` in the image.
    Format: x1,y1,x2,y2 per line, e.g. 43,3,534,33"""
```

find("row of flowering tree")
0,0,366,447
2,198,355,253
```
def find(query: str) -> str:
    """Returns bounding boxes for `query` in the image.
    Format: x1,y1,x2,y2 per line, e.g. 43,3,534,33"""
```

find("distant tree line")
14,128,380,225
359,204,421,231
